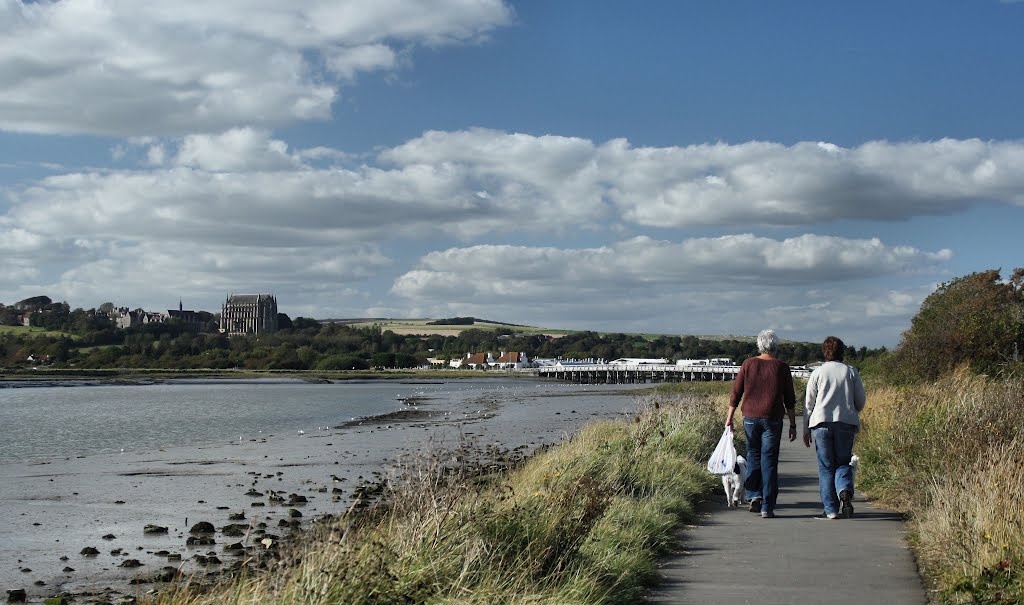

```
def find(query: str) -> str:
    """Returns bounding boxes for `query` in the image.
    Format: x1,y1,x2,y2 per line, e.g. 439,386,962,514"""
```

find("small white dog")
722,455,747,507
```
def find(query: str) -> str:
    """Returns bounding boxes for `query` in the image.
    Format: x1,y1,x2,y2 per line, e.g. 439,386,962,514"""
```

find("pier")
536,363,811,384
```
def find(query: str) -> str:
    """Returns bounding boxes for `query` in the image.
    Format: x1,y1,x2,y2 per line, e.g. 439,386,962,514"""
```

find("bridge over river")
536,363,811,384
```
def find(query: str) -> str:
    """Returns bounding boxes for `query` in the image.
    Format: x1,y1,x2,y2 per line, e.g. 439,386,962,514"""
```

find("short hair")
822,336,845,362
756,329,778,354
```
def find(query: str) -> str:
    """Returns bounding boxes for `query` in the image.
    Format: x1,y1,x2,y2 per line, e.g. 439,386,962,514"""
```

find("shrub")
889,268,1024,383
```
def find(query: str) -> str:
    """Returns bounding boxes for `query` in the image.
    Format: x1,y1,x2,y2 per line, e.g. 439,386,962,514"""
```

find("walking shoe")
839,490,854,518
761,510,775,518
749,498,762,513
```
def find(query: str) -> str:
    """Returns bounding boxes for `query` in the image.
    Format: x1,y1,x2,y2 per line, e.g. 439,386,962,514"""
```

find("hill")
320,318,575,338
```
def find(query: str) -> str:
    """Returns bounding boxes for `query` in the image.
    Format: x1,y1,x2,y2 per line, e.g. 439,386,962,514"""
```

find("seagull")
297,429,305,436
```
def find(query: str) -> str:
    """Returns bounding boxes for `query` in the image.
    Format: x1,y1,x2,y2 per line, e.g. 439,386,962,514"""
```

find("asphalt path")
647,431,929,605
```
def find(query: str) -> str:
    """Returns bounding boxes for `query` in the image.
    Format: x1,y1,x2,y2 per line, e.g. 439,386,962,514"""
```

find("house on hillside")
492,351,529,369
109,307,166,329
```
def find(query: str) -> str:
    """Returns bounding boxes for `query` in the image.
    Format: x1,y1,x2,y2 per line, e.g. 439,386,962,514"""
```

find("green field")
0,324,74,338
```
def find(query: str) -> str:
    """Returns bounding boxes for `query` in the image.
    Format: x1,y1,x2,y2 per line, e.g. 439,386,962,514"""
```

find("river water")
0,377,649,601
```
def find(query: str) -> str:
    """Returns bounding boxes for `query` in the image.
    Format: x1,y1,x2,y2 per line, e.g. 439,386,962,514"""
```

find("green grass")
0,324,74,338
147,386,725,605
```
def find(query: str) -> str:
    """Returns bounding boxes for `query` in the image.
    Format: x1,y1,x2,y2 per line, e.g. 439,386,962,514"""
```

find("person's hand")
788,424,797,442
802,430,812,448
725,416,733,429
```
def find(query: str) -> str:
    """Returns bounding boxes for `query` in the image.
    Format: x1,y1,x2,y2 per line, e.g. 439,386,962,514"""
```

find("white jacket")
804,361,867,431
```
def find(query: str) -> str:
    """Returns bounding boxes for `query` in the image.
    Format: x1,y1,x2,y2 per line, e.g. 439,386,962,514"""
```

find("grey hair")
756,329,778,354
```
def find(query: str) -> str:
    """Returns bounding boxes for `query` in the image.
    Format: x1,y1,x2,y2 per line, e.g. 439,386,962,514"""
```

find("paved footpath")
647,433,929,605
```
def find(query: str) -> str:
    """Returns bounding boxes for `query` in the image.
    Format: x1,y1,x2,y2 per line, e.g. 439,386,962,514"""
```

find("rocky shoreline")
2,381,642,603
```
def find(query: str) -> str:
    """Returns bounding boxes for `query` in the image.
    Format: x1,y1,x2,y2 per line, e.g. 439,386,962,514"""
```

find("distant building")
676,358,736,367
493,351,530,369
450,352,494,369
109,307,164,329
220,294,278,336
167,300,204,332
608,358,670,365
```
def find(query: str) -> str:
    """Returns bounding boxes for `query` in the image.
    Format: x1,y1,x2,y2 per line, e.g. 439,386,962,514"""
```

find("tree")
891,268,1024,381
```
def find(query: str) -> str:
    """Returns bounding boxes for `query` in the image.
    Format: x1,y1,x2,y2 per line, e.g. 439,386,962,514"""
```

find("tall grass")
147,389,723,605
857,369,1024,604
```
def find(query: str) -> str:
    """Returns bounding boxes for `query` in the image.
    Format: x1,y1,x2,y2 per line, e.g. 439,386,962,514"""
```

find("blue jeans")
743,418,783,512
812,422,857,515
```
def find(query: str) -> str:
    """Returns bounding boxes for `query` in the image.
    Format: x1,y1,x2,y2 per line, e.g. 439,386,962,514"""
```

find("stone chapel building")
220,294,278,335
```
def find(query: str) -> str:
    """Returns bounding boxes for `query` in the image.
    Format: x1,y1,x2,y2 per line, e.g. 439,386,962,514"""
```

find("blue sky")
1,0,1022,348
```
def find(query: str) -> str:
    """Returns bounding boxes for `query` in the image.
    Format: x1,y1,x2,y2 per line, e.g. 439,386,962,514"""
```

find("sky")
1,0,1023,348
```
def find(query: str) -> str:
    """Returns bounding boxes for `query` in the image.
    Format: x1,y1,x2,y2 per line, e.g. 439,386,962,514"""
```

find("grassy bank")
145,389,722,605
857,369,1024,604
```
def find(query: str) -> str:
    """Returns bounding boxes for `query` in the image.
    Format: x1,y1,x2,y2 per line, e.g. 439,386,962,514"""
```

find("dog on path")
722,455,747,507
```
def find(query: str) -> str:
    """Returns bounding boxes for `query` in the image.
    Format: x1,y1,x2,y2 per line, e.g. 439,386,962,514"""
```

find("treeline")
0,304,886,372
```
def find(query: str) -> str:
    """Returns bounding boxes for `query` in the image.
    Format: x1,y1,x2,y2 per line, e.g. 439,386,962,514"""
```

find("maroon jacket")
729,357,796,420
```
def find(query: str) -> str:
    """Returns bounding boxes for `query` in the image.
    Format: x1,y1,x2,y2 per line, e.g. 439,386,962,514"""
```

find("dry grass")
145,389,723,605
857,368,1024,603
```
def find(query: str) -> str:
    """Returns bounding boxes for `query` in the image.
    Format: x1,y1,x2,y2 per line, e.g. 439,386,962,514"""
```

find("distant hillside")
322,318,571,337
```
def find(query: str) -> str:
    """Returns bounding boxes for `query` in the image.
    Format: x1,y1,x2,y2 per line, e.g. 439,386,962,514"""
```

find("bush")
889,268,1023,382
315,355,369,371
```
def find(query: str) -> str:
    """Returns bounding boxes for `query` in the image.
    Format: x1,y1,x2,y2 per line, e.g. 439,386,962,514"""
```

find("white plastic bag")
706,427,738,475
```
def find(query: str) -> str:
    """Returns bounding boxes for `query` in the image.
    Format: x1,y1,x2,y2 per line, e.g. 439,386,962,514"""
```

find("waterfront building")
220,294,278,336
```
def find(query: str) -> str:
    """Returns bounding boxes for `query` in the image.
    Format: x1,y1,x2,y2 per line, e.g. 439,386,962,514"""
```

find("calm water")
0,378,452,463
0,377,629,464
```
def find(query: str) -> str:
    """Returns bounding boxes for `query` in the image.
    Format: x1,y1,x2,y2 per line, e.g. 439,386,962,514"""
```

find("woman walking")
803,336,867,519
724,329,797,518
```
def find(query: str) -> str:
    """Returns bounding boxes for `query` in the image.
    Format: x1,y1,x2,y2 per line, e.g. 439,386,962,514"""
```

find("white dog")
722,455,747,507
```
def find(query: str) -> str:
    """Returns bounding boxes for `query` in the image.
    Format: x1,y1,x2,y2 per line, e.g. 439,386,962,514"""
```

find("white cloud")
146,144,166,166
175,128,299,172
325,44,399,80
384,130,1024,228
390,235,951,303
6,131,1023,251
0,0,513,136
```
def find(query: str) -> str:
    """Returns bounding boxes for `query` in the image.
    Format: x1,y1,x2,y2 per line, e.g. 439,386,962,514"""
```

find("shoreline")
0,368,541,387
1,380,645,602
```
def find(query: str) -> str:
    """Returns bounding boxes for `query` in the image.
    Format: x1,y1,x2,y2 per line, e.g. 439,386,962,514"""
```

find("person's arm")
726,364,745,428
783,365,797,442
852,367,867,412
803,372,817,447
